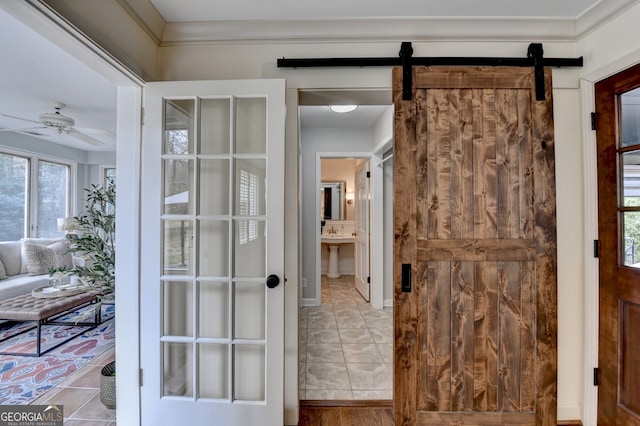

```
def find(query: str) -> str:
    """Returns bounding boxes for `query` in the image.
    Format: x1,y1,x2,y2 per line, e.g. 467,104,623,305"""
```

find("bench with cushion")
0,288,101,356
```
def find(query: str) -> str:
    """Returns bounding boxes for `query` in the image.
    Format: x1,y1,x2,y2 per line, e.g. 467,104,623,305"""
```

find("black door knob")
266,274,280,289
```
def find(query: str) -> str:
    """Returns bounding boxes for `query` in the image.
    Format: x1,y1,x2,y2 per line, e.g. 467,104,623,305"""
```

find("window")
37,160,70,238
103,166,116,188
0,153,28,240
0,150,73,239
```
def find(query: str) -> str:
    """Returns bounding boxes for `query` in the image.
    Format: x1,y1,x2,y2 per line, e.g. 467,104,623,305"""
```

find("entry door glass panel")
160,95,269,402
620,88,640,148
620,90,640,267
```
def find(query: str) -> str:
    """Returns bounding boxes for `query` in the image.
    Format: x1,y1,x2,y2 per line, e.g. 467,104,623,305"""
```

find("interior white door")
354,160,370,300
140,79,285,425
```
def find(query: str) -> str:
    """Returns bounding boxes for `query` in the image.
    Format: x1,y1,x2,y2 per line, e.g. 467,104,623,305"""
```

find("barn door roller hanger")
277,42,583,101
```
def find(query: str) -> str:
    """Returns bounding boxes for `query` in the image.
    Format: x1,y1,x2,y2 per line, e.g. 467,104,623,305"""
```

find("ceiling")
0,6,118,152
0,0,629,152
148,0,601,21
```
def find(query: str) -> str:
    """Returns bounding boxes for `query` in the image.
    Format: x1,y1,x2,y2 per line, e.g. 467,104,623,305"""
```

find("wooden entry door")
393,67,558,425
595,63,640,425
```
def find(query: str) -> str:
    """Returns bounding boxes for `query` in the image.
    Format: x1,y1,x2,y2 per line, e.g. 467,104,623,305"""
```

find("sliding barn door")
393,67,558,425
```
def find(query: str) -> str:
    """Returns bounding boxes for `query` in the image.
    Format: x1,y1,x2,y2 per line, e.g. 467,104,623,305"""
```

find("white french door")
140,79,286,425
354,159,370,300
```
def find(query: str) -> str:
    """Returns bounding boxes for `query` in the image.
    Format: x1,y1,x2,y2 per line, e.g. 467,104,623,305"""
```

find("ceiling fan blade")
0,113,41,125
0,126,48,133
66,128,106,146
75,126,114,136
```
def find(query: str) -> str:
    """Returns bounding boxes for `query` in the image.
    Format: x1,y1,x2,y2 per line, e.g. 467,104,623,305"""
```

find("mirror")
320,181,346,220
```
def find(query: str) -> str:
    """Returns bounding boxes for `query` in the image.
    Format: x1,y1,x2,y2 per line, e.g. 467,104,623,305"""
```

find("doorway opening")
298,90,393,400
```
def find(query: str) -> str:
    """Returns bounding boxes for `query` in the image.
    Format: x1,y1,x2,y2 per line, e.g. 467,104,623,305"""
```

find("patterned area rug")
0,304,114,405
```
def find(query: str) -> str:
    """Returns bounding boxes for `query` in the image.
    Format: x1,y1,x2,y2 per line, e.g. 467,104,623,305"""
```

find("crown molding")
160,17,579,45
116,0,164,44
576,0,640,38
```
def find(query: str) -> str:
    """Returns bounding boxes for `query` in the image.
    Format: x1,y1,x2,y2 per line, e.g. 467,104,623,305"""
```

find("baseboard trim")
557,421,582,426
301,298,318,307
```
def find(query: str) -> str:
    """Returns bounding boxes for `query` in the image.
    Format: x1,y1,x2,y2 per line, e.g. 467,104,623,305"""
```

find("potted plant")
67,182,116,409
66,182,115,298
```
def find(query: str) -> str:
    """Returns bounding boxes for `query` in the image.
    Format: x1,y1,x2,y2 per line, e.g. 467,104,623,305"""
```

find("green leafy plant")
67,182,115,296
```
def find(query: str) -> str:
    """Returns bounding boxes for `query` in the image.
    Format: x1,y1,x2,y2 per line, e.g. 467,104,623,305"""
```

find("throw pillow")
50,241,74,270
23,240,73,275
0,258,6,280
0,241,22,276
20,238,65,274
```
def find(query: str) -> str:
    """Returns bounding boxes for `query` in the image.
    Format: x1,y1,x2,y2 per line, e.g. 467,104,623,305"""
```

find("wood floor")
299,400,393,426
298,400,584,426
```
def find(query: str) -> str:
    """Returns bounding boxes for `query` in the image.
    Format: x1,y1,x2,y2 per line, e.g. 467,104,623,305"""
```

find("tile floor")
299,275,393,400
31,347,116,425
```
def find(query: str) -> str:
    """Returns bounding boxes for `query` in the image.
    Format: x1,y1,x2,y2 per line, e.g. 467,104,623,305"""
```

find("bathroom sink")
321,234,355,244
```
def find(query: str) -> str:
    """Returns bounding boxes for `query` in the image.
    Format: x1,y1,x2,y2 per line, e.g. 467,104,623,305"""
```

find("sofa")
0,238,76,300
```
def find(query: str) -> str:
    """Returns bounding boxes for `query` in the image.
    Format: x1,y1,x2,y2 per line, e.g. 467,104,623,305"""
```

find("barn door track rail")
277,42,583,101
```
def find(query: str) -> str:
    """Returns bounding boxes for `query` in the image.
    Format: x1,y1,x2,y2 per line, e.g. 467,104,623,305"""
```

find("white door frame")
314,152,384,309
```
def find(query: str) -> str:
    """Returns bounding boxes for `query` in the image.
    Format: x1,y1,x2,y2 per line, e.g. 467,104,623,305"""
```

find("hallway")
299,275,393,400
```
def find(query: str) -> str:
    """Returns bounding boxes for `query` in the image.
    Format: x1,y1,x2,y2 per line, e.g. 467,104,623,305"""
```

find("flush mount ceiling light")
329,105,358,113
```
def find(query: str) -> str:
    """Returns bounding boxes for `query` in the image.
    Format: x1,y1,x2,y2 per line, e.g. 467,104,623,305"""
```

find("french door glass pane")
234,345,266,401
163,281,193,336
198,220,229,277
199,281,229,338
200,98,230,155
235,98,266,154
199,159,230,215
199,344,228,399
163,342,193,397
37,160,68,238
234,220,266,277
235,159,266,216
164,159,194,215
234,281,265,340
0,153,27,240
163,220,193,275
164,99,194,154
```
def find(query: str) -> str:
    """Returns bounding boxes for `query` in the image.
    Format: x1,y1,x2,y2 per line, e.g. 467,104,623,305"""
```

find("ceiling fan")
0,101,108,146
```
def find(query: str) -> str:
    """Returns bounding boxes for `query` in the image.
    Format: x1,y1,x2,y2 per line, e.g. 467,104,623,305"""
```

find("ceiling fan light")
329,105,358,113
